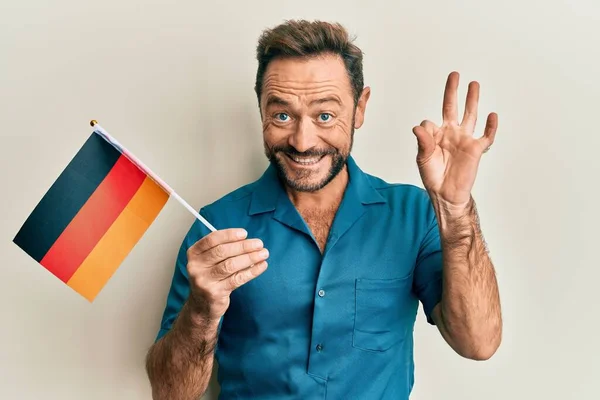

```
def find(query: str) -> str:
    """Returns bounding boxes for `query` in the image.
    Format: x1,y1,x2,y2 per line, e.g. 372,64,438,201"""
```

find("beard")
264,131,354,193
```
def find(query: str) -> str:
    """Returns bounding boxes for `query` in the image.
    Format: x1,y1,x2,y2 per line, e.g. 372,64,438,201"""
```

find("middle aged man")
146,19,502,400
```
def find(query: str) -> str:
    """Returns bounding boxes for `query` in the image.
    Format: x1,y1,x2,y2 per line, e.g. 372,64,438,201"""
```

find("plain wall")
1,0,599,399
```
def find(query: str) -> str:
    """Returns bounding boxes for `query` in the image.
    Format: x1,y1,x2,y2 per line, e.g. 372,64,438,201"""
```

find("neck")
285,166,349,211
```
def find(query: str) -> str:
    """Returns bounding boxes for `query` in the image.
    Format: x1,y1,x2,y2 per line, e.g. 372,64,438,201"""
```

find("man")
145,19,502,400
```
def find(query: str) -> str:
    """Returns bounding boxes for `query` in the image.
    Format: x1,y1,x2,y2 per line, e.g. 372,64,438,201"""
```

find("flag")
13,125,170,301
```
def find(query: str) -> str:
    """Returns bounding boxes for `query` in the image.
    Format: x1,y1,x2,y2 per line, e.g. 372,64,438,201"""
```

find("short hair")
254,19,364,107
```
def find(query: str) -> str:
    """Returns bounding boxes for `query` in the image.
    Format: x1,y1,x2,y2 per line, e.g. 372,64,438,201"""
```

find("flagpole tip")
90,120,98,127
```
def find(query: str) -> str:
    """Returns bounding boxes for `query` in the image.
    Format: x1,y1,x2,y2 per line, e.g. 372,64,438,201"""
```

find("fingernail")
237,229,247,238
253,239,264,249
260,249,269,258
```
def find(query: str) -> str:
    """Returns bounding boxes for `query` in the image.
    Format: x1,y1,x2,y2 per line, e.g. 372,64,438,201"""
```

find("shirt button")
316,344,323,352
318,289,325,297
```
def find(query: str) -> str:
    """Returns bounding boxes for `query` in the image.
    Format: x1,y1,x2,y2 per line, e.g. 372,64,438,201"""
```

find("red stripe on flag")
40,155,147,282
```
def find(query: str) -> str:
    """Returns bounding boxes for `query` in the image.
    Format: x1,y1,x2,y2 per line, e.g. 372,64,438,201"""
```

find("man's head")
254,20,371,192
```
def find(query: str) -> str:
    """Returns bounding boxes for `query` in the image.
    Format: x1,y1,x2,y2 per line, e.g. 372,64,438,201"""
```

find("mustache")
270,145,337,157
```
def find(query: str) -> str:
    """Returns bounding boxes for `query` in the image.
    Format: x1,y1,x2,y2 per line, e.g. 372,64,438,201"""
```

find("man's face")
261,53,370,192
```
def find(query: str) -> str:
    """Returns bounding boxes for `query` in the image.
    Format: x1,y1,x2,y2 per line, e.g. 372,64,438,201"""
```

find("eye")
318,113,333,122
274,113,290,122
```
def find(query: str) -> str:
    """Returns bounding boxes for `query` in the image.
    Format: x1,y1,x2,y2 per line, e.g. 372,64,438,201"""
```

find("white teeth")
291,156,321,165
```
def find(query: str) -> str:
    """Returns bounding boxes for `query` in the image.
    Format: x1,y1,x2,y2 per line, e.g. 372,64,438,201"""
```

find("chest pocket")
353,275,416,352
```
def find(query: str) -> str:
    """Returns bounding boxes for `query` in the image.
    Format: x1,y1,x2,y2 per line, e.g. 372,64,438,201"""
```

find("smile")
286,154,325,166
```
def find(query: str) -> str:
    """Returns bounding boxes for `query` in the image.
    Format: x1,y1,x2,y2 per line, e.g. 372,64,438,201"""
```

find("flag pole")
89,120,216,232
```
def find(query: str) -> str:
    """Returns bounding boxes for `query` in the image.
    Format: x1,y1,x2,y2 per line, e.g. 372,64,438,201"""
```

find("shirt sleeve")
413,198,444,325
154,207,215,341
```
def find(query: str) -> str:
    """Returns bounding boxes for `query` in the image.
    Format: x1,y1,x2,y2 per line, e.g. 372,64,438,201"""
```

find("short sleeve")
154,207,215,341
413,200,443,325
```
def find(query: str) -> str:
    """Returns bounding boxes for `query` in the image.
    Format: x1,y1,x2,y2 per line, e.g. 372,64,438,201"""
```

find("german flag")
13,131,169,301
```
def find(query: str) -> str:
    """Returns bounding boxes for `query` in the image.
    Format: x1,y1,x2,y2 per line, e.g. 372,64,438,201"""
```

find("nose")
288,118,318,153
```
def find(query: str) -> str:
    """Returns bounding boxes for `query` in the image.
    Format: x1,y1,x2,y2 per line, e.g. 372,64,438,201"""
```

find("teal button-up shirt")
156,156,443,399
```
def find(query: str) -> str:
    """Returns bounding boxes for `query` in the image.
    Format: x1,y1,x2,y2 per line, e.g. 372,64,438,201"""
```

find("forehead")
262,53,353,101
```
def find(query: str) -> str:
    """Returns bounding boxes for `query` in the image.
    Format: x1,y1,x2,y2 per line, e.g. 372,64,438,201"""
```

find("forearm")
432,194,502,360
145,299,220,400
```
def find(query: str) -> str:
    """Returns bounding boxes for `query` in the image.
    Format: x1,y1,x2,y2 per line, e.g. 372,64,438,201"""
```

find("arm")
145,299,220,399
411,71,502,360
430,195,501,360
145,227,269,399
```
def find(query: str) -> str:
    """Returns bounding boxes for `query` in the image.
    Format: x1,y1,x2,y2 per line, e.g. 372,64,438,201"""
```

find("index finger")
189,228,248,254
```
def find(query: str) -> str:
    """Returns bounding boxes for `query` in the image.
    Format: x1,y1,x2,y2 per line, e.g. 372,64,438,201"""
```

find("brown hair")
254,19,364,107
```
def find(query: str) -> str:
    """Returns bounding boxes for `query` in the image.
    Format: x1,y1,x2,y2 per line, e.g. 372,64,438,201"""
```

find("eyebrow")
265,95,291,108
264,95,342,108
309,96,342,106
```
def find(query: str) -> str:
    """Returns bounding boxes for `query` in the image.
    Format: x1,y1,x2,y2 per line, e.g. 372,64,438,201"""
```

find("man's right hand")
185,228,269,322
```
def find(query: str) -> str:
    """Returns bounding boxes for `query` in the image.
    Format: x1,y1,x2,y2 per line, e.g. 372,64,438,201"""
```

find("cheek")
262,119,276,139
335,120,351,136
326,120,353,147
263,118,293,139
262,118,273,133
338,111,354,130
262,122,286,150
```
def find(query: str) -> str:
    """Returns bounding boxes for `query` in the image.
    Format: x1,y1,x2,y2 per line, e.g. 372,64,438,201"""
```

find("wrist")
428,193,478,253
429,192,474,223
181,299,221,338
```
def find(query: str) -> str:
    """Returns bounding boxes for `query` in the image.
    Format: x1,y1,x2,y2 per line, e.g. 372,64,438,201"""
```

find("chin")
289,177,330,192
269,151,347,192
284,167,338,192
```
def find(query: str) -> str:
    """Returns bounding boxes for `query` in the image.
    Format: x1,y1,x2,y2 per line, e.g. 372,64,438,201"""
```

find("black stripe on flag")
13,133,121,262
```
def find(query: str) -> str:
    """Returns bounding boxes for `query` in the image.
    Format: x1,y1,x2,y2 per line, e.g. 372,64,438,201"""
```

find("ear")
354,86,371,129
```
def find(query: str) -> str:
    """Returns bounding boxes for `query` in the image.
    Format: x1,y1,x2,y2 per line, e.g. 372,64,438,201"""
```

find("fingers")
204,238,264,265
189,228,248,254
224,261,269,291
187,227,270,279
420,119,438,135
442,71,460,123
211,247,269,279
185,228,270,320
462,81,480,130
420,119,442,145
412,125,436,160
479,112,499,150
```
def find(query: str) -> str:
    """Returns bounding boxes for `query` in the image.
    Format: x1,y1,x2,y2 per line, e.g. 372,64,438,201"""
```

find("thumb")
412,125,435,160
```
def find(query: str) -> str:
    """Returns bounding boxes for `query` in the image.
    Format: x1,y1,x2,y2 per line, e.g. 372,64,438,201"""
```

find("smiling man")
145,20,503,400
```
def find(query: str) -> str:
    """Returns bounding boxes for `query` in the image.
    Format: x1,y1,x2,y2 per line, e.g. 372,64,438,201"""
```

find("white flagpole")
90,120,216,232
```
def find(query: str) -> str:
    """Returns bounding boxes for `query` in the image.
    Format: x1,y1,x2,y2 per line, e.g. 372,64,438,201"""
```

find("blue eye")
319,113,332,122
275,113,289,121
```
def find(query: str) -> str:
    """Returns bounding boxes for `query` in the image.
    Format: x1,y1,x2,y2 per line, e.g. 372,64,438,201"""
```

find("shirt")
155,155,444,400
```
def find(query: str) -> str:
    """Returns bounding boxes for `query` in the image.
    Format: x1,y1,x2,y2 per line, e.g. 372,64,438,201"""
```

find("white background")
1,0,598,399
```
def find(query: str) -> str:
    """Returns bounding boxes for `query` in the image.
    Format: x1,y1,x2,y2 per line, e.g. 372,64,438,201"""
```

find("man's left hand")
412,71,498,213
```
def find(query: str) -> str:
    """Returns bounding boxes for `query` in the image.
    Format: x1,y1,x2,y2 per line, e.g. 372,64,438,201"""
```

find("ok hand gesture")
412,71,498,210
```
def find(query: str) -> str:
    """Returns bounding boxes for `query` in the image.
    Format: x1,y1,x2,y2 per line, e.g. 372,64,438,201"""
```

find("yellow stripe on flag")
67,177,169,301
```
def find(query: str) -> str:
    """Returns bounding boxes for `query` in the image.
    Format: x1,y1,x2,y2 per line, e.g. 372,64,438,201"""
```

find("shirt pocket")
353,275,413,352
